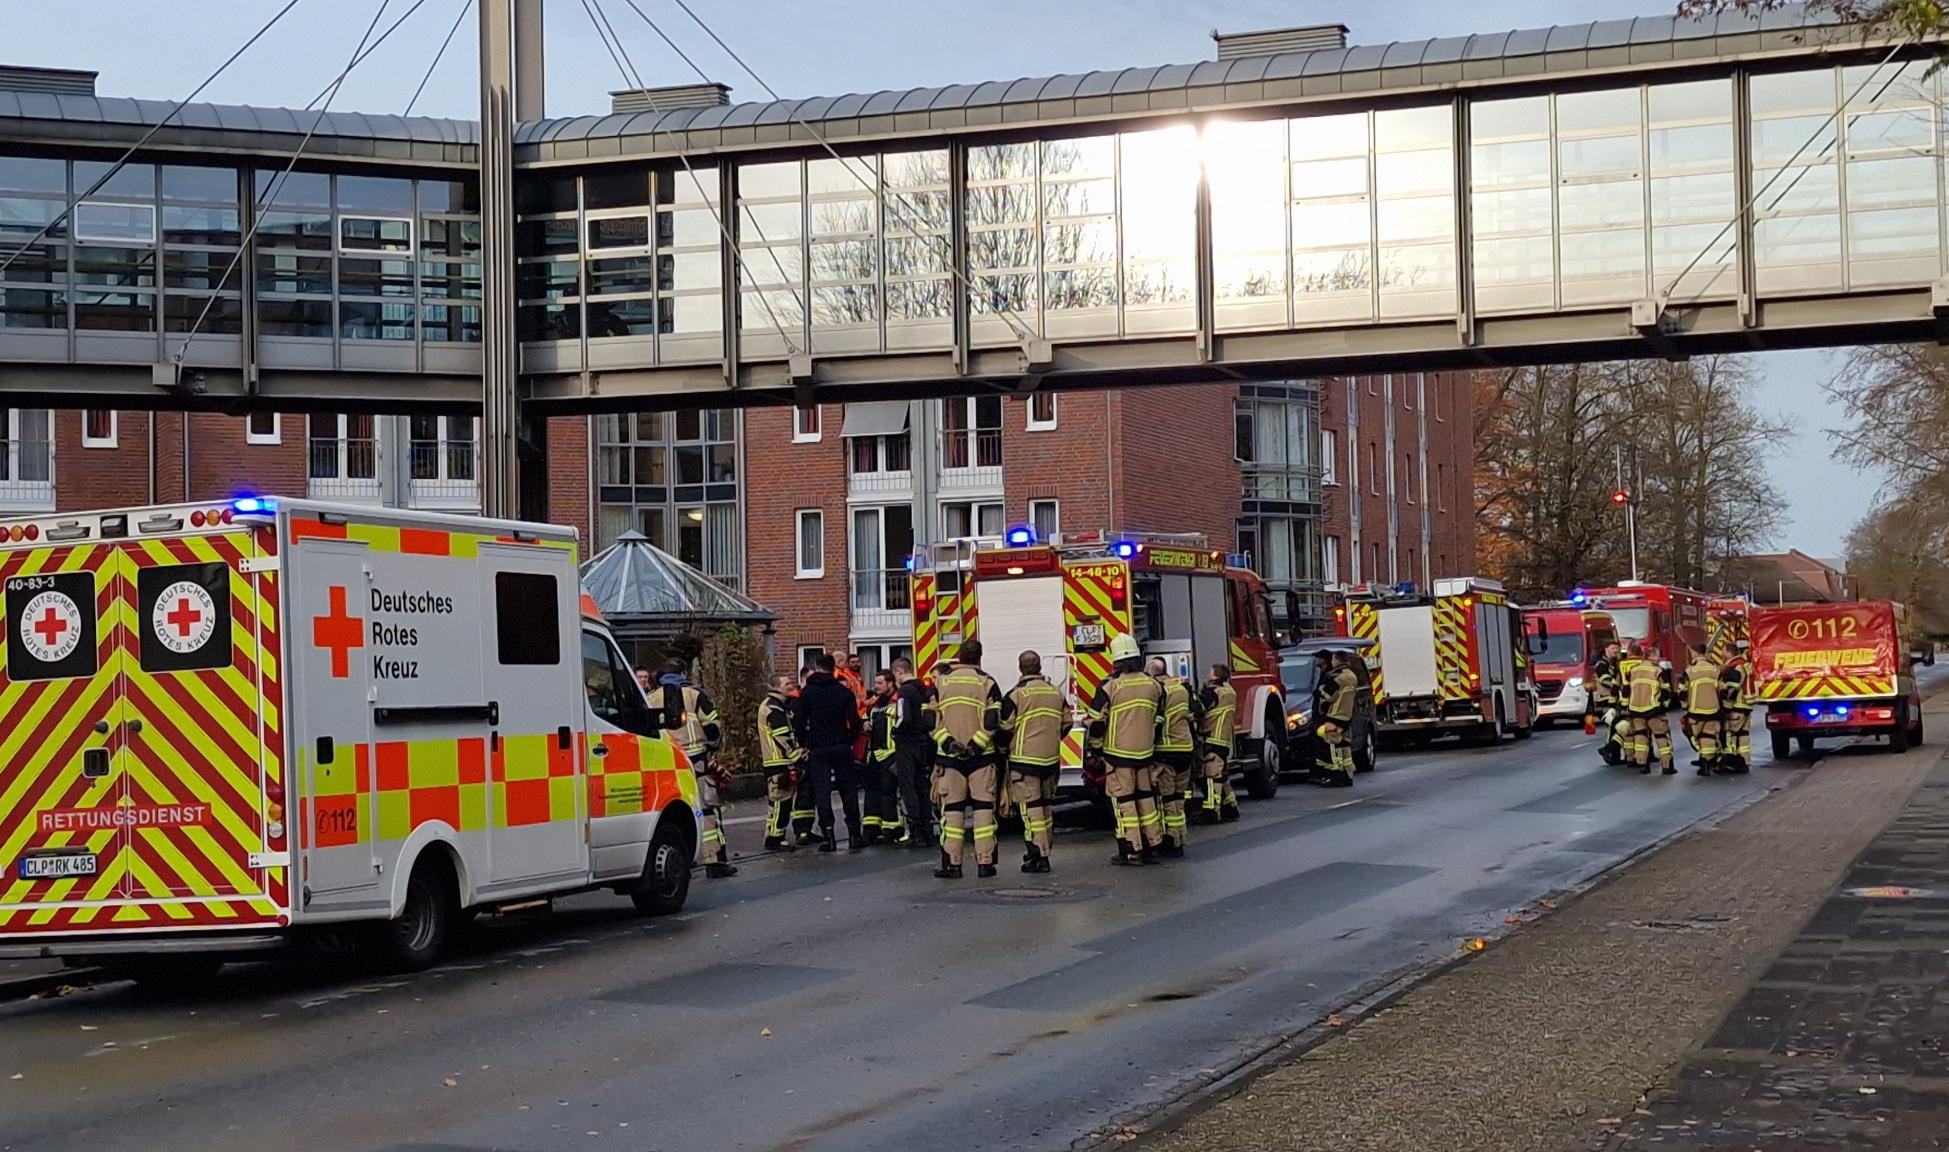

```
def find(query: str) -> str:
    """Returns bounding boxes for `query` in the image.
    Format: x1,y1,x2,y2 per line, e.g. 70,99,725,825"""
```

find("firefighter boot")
847,821,865,853
1110,839,1147,866
818,826,838,853
934,849,962,880
1158,835,1184,859
1022,844,1051,874
1220,802,1241,822
978,863,997,878
705,861,738,879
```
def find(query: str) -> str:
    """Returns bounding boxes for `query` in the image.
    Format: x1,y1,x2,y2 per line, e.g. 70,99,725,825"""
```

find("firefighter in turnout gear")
1681,645,1724,777
1000,650,1068,873
656,662,736,878
759,674,806,850
1589,640,1628,762
931,640,1004,879
865,670,905,844
1719,639,1753,774
1146,656,1202,857
1623,644,1676,775
1089,633,1166,865
1313,653,1358,787
1194,663,1240,824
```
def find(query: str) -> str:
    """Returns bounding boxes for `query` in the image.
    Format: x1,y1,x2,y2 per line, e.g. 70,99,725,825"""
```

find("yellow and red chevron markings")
1345,602,1383,701
0,529,286,934
1753,674,1898,700
1433,596,1472,702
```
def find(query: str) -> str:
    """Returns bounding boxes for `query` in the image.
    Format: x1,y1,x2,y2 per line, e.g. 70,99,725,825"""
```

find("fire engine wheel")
1243,712,1282,800
378,855,458,972
632,818,693,916
1891,703,1911,754
1771,731,1792,761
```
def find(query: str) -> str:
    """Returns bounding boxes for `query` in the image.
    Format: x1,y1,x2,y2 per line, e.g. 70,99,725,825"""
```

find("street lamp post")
1614,443,1639,582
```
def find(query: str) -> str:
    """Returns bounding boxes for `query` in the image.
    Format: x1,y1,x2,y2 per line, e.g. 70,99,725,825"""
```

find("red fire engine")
1582,581,1708,686
1337,578,1539,743
910,530,1288,799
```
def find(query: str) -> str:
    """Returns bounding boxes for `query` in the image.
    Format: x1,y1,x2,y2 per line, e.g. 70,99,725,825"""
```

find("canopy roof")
580,530,774,629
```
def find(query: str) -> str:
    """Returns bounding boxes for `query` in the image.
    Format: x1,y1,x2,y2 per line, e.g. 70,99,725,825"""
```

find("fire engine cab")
0,499,700,979
1337,577,1538,743
1583,581,1708,688
910,530,1287,800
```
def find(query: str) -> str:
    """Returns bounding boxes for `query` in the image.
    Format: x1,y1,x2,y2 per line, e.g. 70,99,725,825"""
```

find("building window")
849,432,912,475
81,410,117,449
941,396,1002,469
1436,462,1448,511
793,404,821,443
74,202,156,246
1030,499,1059,540
796,509,824,578
1433,376,1445,422
942,500,1003,539
1368,444,1379,494
1372,542,1382,582
595,410,741,587
407,415,478,485
1406,547,1417,583
245,411,280,445
851,505,915,611
795,645,826,674
1320,428,1339,486
1323,534,1341,584
1403,453,1416,504
308,413,377,481
1026,391,1058,431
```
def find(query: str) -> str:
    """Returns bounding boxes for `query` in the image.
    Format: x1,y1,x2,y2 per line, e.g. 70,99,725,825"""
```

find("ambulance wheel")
632,818,693,916
379,854,458,972
1771,731,1792,761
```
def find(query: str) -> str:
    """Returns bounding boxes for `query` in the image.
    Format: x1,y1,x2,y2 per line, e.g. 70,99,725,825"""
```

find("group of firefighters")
1585,639,1753,776
747,635,1244,876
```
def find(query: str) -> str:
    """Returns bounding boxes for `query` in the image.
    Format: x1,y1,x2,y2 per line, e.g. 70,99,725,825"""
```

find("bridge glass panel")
1470,96,1554,313
657,165,723,362
737,159,808,359
1751,68,1843,294
967,141,1040,344
1554,88,1645,307
1042,134,1118,339
0,159,69,334
1374,105,1455,319
1206,117,1289,331
516,171,583,351
1840,59,1940,288
1290,112,1373,324
1648,79,1737,304
882,148,951,351
1120,124,1197,337
161,165,241,338
807,154,879,354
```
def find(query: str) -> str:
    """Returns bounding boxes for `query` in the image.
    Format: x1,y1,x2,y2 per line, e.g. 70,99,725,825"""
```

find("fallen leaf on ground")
443,1077,458,1087
1326,1014,1344,1027
1597,1118,1621,1125
1305,982,1317,988
1860,1087,1878,1095
1504,915,1523,925
1465,938,1488,952
1539,899,1557,909
761,1027,772,1037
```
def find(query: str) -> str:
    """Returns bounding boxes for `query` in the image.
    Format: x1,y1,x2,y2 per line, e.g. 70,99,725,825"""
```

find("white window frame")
1323,534,1341,585
245,411,281,446
793,404,822,443
73,201,156,245
81,410,117,449
337,214,415,257
1029,498,1059,539
1026,391,1058,431
941,499,1004,540
796,645,826,672
795,508,825,578
1320,428,1339,486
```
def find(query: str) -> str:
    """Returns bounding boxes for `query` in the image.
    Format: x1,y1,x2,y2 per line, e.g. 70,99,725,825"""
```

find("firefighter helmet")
1108,632,1142,662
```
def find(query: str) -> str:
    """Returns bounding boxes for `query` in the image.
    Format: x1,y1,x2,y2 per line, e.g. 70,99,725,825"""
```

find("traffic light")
1610,489,1630,506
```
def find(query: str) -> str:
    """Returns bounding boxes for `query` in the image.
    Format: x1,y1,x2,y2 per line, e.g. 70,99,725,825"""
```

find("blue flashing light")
1005,525,1035,547
903,554,915,572
1836,704,1851,717
1113,541,1137,559
231,495,275,515
1570,588,1589,605
1805,705,1820,719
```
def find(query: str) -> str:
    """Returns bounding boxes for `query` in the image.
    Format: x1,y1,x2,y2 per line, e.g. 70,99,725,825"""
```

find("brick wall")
742,404,849,662
56,410,152,510
545,415,592,544
1000,390,1110,536
1116,382,1240,546
184,412,308,503
1428,371,1477,577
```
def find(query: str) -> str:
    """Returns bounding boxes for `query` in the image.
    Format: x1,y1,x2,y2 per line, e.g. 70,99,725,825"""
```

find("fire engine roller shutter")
975,575,1070,698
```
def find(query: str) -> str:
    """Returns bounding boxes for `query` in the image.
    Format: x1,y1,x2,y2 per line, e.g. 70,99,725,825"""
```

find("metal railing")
940,427,1001,471
847,467,913,497
0,438,54,510
308,437,377,483
850,568,913,614
409,438,478,483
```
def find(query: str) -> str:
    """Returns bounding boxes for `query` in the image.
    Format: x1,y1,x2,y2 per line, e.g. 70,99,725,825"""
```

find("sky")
7,0,1888,556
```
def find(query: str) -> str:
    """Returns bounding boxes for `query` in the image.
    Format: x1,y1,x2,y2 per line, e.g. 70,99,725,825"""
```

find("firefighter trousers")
857,757,889,841
1628,712,1673,771
807,745,862,837
1200,748,1237,814
1314,721,1354,782
936,760,998,867
1154,752,1195,846
893,739,933,846
864,757,903,840
1722,708,1752,768
1687,715,1722,764
1104,760,1164,854
791,767,818,840
1008,765,1058,857
764,768,797,843
695,766,727,863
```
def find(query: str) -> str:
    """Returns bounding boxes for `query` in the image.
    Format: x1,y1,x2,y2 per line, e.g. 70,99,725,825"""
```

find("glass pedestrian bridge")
1,7,1945,411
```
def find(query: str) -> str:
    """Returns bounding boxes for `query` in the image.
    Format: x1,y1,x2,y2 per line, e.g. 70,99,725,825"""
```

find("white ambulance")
0,498,701,978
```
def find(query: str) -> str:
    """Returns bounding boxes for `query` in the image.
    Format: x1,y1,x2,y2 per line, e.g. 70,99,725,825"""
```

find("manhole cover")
1846,886,1937,899
915,883,1104,906
991,887,1056,899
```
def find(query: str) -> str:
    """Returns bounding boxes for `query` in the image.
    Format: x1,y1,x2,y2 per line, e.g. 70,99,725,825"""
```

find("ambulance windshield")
1607,607,1650,643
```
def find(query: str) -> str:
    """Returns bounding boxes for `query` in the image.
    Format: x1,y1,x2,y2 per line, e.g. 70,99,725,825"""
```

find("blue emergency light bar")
1006,525,1035,547
1113,541,1137,559
231,496,275,515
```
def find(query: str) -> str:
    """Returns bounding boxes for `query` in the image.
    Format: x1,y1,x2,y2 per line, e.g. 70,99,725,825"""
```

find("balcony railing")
847,467,913,498
850,567,913,633
407,438,481,510
939,427,1002,490
308,437,380,502
1243,467,1321,505
0,439,54,511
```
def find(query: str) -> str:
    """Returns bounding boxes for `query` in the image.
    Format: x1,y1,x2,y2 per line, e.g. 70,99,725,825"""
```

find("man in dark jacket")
796,653,865,852
889,656,934,848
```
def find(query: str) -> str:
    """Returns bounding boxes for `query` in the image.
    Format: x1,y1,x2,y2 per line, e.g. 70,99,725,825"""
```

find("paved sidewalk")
1610,755,1949,1149
1145,693,1949,1152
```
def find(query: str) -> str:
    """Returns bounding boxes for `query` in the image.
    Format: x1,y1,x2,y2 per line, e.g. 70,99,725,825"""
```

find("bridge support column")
479,0,544,520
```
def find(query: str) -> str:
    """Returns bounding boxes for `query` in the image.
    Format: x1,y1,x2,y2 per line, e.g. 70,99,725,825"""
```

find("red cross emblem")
166,596,201,637
33,606,67,647
312,585,364,678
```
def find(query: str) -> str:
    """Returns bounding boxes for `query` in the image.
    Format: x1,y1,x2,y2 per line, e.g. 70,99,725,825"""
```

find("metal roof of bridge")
0,4,1882,168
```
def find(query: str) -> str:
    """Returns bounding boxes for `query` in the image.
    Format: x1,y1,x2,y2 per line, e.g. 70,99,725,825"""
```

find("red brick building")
15,371,1472,672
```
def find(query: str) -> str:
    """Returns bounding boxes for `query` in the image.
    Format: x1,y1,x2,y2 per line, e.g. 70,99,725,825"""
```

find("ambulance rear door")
288,537,377,905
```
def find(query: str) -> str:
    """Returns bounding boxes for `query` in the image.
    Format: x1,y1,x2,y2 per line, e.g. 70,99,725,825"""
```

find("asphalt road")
0,720,1823,1152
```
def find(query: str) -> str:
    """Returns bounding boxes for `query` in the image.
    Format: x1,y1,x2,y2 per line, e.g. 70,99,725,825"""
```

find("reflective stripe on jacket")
1200,681,1237,754
1002,675,1067,767
1158,676,1196,754
1684,659,1722,716
758,694,801,769
1091,672,1162,763
933,663,1002,755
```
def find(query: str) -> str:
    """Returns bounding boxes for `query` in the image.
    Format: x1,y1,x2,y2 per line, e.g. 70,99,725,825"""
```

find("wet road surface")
0,724,1811,1152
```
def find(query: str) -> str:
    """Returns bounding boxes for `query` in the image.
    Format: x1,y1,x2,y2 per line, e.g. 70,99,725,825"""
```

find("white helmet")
1108,632,1142,662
